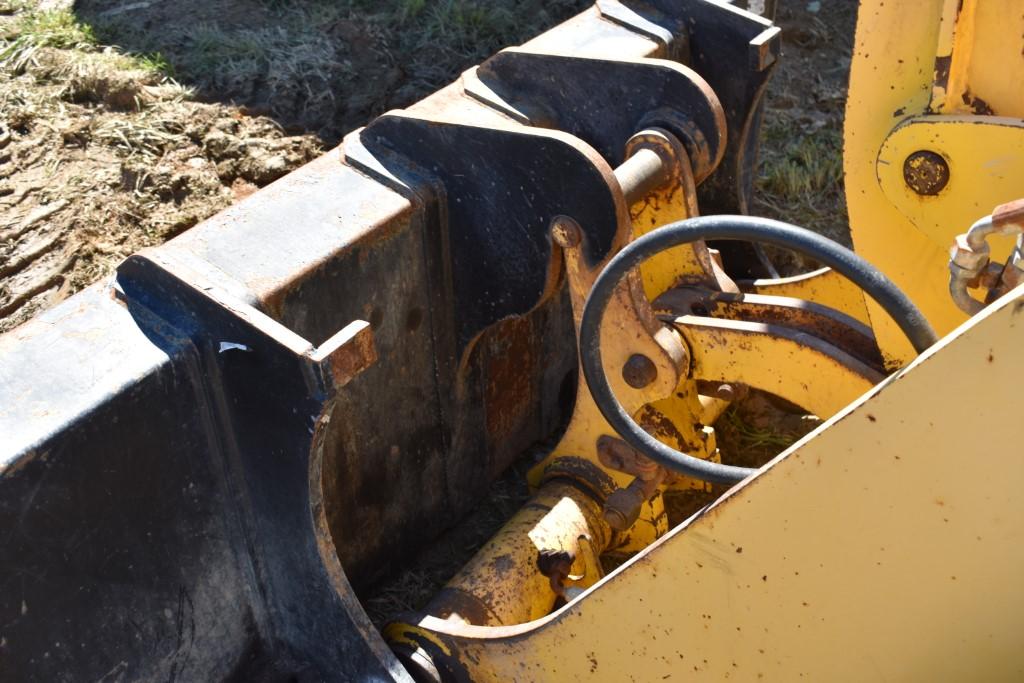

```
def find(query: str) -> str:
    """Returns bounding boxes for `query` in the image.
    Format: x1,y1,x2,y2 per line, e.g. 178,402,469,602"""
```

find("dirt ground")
1,0,859,626
0,0,591,331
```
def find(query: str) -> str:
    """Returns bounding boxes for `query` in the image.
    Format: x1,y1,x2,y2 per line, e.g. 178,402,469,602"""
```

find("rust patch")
310,319,378,390
933,55,952,97
961,89,995,115
637,405,690,451
903,150,950,196
993,198,1024,233
483,315,535,448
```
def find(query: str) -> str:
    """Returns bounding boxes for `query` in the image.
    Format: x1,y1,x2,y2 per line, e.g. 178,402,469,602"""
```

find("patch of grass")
135,51,174,77
722,409,797,451
421,1,518,45
754,115,849,246
0,0,33,14
760,127,842,199
384,0,566,68
75,0,588,141
0,8,96,72
187,22,271,73
12,8,96,48
91,109,189,158
1,5,176,84
396,0,426,20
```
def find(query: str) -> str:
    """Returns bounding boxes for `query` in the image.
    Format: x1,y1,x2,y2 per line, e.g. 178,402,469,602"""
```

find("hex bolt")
622,353,657,389
903,150,950,196
602,481,646,532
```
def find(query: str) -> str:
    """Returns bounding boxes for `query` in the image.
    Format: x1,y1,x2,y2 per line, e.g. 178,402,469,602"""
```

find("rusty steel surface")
993,198,1024,233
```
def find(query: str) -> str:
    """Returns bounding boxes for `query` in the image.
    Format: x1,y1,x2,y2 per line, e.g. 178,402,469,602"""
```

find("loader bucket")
0,3,780,679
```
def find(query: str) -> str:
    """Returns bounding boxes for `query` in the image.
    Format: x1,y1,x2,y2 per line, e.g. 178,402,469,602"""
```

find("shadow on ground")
74,0,590,144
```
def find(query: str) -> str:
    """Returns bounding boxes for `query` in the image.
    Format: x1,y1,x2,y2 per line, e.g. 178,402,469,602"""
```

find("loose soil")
0,0,590,331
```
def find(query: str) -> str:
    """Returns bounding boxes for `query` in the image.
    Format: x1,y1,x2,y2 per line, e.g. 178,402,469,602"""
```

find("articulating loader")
1,0,1022,680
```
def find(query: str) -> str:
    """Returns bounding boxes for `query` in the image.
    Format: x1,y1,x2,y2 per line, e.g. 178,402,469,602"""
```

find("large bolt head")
622,353,658,389
904,150,950,196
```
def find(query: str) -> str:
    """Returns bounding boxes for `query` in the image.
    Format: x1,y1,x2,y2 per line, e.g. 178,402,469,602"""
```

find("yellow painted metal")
388,283,1024,682
526,217,693,552
740,267,871,326
876,116,1024,261
673,315,883,418
844,0,1024,365
526,132,732,520
640,389,719,494
930,0,1024,117
627,131,717,299
419,479,609,627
